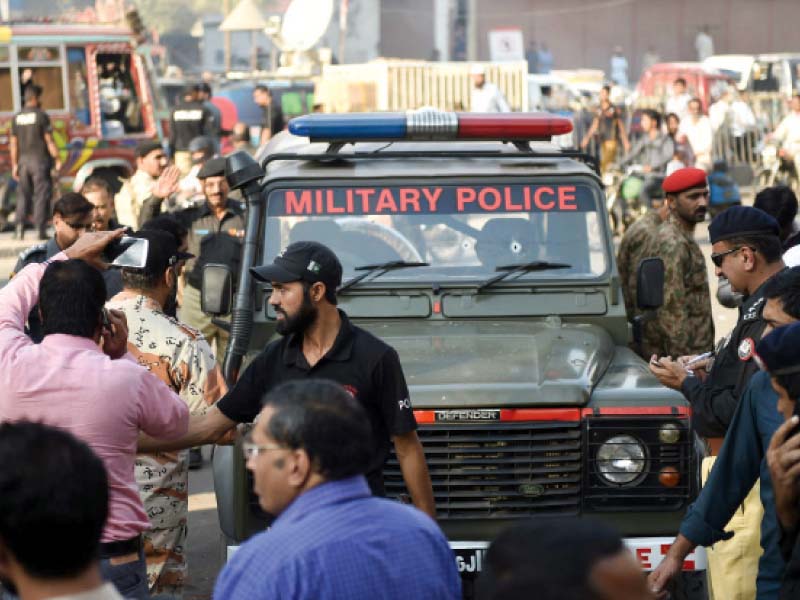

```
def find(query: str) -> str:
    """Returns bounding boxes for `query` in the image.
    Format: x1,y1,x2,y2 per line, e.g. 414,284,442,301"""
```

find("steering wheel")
335,218,423,263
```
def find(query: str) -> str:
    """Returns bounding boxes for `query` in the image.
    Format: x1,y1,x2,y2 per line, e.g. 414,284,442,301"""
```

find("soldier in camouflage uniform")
107,230,227,598
641,168,714,359
617,201,670,324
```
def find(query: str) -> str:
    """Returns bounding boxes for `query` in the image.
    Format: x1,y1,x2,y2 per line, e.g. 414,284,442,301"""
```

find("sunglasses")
710,246,746,268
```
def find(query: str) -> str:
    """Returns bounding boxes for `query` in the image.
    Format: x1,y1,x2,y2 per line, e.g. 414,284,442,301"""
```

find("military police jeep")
206,110,707,597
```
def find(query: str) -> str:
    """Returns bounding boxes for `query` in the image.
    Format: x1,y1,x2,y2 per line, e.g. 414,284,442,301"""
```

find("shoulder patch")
738,337,755,361
743,297,766,321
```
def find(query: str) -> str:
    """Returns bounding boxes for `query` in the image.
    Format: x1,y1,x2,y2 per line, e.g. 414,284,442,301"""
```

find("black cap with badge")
251,241,343,293
709,205,780,244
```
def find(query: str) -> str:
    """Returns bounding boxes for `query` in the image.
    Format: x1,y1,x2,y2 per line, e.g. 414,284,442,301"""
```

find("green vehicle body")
211,134,706,595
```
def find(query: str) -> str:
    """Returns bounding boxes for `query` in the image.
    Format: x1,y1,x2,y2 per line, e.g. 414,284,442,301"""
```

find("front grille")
385,421,582,520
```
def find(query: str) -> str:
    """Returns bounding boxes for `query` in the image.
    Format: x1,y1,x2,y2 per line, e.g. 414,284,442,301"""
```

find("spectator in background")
470,65,510,113
0,422,121,600
537,43,553,74
695,25,714,62
114,140,181,229
666,112,696,168
525,40,538,74
478,517,654,600
770,95,800,181
10,192,94,342
580,84,630,173
642,45,660,71
196,82,221,147
10,84,61,241
609,46,629,88
108,230,226,596
231,122,255,155
253,85,284,146
678,98,714,170
213,379,460,600
754,185,800,251
169,85,214,177
177,135,216,209
0,230,190,598
81,176,120,232
666,78,692,120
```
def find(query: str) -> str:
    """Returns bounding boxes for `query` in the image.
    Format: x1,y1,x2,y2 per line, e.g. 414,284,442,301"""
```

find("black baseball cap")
127,230,194,275
250,241,342,290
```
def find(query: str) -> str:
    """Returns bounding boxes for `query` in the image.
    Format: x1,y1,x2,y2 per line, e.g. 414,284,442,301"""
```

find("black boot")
37,225,48,240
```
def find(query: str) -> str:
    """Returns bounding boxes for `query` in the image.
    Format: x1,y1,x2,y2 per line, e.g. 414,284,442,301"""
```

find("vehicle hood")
363,320,615,407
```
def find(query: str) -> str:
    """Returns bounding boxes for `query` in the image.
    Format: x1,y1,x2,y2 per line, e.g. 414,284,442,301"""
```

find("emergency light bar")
288,109,573,143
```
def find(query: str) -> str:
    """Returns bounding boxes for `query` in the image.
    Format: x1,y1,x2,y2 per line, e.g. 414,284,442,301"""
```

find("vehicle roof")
262,136,599,182
1,23,133,43
643,62,729,75
755,53,800,61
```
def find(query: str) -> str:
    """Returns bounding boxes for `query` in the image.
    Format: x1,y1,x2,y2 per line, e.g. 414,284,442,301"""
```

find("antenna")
274,0,333,51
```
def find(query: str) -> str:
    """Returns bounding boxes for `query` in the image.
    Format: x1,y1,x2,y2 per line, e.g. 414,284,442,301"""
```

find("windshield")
263,182,608,284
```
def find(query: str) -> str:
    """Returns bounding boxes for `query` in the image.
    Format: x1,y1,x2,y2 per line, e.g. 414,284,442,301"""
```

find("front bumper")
450,537,707,576
226,536,707,572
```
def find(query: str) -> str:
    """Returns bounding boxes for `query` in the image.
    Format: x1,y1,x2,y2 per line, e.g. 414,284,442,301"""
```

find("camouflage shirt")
617,210,664,320
641,214,714,358
106,291,227,525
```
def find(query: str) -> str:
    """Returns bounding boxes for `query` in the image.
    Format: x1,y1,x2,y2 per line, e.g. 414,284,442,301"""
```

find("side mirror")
201,264,233,316
636,257,664,311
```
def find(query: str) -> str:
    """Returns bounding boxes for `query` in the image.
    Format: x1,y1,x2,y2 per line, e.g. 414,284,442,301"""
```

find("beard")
275,289,318,336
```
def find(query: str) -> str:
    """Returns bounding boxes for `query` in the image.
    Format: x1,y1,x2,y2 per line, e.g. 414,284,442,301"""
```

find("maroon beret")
662,167,707,194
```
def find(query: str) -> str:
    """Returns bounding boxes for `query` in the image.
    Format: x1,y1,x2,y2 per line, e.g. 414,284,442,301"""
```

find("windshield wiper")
477,261,572,293
338,260,429,294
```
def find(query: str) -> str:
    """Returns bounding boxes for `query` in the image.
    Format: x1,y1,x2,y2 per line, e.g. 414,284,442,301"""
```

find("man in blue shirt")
214,379,461,600
650,267,800,599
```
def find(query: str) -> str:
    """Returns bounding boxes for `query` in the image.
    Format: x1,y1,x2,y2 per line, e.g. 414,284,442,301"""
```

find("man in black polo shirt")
140,241,435,518
10,84,61,240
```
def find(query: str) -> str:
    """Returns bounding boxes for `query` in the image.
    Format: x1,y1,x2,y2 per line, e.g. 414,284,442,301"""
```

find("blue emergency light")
288,109,573,143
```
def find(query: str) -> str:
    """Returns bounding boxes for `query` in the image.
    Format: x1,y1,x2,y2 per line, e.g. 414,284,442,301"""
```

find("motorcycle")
604,165,663,235
758,140,799,191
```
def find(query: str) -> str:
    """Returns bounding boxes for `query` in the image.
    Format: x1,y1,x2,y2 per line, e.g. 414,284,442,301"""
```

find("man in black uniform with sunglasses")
650,205,786,439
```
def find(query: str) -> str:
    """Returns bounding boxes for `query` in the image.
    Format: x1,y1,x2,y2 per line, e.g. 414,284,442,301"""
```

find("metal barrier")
317,60,529,113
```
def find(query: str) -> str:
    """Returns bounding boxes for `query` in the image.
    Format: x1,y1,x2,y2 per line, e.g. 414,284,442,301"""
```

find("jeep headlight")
596,434,647,485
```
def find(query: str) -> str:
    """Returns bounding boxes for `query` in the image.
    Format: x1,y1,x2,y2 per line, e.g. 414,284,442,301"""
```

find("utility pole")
467,0,477,61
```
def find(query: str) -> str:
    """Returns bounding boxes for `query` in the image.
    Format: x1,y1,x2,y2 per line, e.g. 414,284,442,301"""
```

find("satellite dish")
277,0,334,51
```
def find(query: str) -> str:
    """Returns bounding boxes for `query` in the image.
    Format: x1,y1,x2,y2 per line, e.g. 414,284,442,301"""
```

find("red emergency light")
288,109,573,143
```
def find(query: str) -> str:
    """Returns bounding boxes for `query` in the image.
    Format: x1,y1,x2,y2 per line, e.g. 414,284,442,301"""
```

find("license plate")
448,538,706,578
623,538,707,571
450,541,489,580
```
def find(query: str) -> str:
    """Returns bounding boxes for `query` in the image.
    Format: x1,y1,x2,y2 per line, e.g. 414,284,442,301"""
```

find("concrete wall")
380,0,436,59
470,0,800,79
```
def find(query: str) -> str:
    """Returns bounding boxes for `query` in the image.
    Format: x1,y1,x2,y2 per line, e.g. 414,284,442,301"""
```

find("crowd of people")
615,165,800,599
5,75,800,600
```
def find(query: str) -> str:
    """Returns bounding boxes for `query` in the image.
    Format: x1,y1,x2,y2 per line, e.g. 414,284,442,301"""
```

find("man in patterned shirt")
107,229,227,597
617,199,670,324
640,167,714,358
